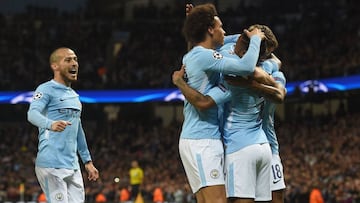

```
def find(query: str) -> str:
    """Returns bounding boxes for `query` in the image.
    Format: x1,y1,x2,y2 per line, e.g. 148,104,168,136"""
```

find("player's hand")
186,4,194,16
51,120,71,132
172,65,186,86
85,161,99,181
244,28,265,40
270,53,282,70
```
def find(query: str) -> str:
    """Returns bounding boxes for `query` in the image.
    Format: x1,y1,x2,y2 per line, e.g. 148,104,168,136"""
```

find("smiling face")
50,48,79,86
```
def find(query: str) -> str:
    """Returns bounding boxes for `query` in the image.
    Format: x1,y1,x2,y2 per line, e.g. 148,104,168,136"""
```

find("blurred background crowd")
0,104,359,203
1,0,360,202
1,0,359,91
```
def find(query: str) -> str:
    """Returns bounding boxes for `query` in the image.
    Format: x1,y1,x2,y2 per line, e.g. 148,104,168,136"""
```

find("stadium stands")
1,1,360,202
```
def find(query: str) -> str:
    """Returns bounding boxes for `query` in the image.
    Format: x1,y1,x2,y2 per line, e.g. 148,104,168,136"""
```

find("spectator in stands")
129,160,144,201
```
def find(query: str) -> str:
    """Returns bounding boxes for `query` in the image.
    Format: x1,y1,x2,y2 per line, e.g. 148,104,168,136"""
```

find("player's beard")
60,69,78,85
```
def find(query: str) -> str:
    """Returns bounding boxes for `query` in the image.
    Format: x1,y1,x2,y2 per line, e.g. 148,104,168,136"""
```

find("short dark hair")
182,3,218,45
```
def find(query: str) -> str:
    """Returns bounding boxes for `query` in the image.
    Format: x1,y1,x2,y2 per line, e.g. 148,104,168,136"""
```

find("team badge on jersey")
55,192,64,201
213,51,223,60
33,92,43,100
210,169,220,179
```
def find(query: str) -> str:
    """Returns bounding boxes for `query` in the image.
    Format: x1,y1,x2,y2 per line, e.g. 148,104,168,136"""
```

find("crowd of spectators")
1,0,360,91
1,1,360,203
0,103,359,203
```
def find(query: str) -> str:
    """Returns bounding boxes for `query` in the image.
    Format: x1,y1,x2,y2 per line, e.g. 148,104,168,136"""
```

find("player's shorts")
225,143,272,201
270,154,286,191
35,167,85,203
179,138,225,193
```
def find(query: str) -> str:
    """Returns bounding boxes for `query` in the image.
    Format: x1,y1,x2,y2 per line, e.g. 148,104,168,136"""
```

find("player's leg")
198,185,227,203
35,167,69,203
195,190,205,203
230,198,254,203
225,144,260,203
270,154,286,203
272,189,285,203
179,138,226,203
66,169,85,203
254,143,272,202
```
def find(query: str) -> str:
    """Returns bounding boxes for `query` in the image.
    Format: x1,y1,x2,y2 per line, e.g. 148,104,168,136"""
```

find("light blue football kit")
219,42,279,200
28,79,92,203
28,79,92,169
219,42,279,154
261,70,287,191
179,35,262,193
180,35,261,140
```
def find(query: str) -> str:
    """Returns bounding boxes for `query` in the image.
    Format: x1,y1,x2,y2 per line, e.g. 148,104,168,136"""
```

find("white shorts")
179,138,225,193
270,154,286,191
225,143,272,201
35,167,85,203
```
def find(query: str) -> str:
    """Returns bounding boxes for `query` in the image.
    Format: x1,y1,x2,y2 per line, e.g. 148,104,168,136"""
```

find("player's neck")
197,39,214,49
53,77,71,87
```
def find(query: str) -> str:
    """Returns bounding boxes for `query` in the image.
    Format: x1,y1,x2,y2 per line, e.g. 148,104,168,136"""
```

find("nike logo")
273,179,281,184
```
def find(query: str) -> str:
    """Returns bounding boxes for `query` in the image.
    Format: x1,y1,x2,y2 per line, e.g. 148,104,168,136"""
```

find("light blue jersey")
180,36,261,139
262,71,286,154
223,34,241,45
27,80,92,170
220,42,279,154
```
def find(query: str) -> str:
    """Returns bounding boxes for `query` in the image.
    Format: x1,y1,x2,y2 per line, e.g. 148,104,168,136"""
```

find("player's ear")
51,63,58,71
208,26,214,36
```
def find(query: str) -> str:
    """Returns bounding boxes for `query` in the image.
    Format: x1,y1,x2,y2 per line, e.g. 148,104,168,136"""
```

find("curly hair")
234,24,278,62
182,3,218,45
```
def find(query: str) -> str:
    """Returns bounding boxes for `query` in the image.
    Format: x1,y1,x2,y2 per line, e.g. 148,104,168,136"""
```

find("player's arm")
252,67,278,86
249,79,286,103
225,67,276,87
225,69,286,103
27,88,71,131
172,66,216,110
252,52,283,85
185,3,194,50
210,29,264,76
77,121,99,181
249,70,287,103
269,53,282,68
77,121,92,163
27,89,53,129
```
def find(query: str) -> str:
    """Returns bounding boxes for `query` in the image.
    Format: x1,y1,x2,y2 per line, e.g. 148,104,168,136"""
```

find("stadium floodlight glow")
1,74,360,104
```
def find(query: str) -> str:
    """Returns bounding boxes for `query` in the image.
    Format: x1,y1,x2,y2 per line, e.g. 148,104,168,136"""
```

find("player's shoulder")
35,80,64,95
220,42,235,52
36,80,53,91
272,71,286,85
191,46,222,58
219,42,236,58
184,46,224,66
261,60,279,74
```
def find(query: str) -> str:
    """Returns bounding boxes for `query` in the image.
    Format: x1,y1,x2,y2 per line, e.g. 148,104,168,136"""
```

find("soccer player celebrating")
27,47,99,203
178,3,265,203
